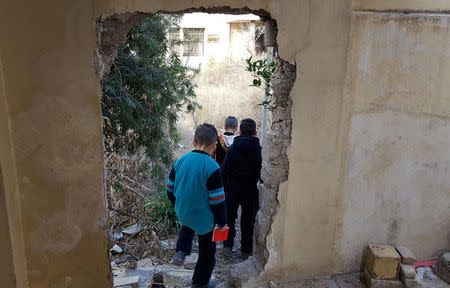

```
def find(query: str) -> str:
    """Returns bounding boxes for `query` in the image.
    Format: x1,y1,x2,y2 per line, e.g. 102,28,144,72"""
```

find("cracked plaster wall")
1,0,450,287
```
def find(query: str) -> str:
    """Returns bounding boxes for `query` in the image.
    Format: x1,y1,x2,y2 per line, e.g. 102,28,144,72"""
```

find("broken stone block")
163,269,192,287
364,268,403,288
162,268,217,288
365,244,400,280
396,247,417,264
400,276,422,288
400,264,416,279
435,252,450,284
137,257,157,268
113,275,139,287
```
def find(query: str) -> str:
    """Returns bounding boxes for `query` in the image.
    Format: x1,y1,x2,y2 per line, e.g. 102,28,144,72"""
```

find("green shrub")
145,186,180,237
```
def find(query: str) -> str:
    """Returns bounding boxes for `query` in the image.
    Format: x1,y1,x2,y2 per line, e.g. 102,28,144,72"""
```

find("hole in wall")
95,6,296,286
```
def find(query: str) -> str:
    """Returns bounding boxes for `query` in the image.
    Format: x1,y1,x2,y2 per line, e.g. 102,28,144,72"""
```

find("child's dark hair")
240,118,257,136
224,116,238,129
194,123,218,146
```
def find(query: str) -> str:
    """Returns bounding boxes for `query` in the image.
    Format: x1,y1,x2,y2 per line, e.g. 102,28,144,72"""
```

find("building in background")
169,13,264,69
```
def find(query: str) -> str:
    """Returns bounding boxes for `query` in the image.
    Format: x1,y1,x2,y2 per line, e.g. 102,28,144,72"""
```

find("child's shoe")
222,246,232,257
191,279,216,288
170,251,186,266
240,251,252,259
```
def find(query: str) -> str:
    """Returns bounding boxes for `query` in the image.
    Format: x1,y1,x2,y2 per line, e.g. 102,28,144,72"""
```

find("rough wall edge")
230,58,296,287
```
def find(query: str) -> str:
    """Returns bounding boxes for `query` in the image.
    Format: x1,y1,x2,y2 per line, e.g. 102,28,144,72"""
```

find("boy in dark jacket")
221,118,262,258
214,116,238,167
166,123,227,288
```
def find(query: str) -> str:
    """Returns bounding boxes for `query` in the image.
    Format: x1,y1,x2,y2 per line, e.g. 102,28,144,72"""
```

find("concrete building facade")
0,0,449,287
172,13,262,68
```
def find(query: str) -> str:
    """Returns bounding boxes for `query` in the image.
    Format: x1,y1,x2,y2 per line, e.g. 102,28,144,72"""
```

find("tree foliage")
101,15,199,166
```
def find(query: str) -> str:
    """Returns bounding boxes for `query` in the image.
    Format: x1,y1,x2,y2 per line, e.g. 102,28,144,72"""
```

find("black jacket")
221,135,262,196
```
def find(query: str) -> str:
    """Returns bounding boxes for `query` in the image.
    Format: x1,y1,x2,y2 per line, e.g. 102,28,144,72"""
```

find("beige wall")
0,1,111,287
335,11,450,273
0,0,449,286
0,167,16,287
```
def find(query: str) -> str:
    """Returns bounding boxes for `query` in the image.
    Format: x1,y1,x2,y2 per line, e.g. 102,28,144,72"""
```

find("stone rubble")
113,275,139,288
400,264,417,279
396,247,417,265
435,252,450,284
365,244,401,280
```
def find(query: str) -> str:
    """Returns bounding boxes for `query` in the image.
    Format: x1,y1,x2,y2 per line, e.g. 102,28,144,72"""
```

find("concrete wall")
177,13,261,68
0,0,449,286
335,11,450,273
0,1,111,287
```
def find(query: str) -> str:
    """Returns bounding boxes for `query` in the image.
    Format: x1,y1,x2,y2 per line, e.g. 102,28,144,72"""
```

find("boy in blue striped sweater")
166,123,227,288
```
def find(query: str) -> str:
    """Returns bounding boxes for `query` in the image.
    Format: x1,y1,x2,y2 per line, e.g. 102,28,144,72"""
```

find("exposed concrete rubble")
400,264,417,280
95,12,149,78
254,58,296,265
400,265,421,288
397,247,422,287
114,275,140,287
396,247,417,265
112,259,450,288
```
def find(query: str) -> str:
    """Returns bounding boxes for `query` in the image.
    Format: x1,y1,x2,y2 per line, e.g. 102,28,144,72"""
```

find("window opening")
182,28,205,56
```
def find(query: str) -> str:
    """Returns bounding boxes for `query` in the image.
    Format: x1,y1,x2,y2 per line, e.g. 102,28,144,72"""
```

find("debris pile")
435,252,450,284
105,151,177,261
363,244,450,288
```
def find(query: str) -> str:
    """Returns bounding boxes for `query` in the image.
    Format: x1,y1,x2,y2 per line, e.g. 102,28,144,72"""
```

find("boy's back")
166,123,226,288
221,135,261,186
221,118,261,257
171,150,223,235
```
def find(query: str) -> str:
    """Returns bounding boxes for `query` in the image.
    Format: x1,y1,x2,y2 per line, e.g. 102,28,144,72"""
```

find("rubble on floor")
436,252,450,284
362,244,426,287
112,261,450,288
111,244,450,288
114,275,140,288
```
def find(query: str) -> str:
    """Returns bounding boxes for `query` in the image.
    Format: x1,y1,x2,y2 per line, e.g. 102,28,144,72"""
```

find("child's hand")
218,225,228,232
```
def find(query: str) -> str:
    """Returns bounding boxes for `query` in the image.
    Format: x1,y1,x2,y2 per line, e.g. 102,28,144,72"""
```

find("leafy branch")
245,56,276,106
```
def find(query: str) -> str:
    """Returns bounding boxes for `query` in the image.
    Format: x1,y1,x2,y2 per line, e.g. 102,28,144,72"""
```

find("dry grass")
105,151,178,261
176,58,264,156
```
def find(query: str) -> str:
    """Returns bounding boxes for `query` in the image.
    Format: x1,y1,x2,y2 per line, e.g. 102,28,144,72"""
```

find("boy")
215,116,238,167
221,118,262,258
166,123,227,288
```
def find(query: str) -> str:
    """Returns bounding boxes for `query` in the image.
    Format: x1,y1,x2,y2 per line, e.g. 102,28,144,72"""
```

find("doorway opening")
95,7,296,287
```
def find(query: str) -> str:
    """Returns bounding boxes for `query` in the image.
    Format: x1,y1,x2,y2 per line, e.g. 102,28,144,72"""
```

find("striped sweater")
166,150,227,235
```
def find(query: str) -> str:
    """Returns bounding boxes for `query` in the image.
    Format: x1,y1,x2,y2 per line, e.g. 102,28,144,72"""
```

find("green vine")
245,56,276,106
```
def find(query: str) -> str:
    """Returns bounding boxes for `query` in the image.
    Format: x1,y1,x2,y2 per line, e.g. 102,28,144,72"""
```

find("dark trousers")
223,190,259,253
176,226,216,285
